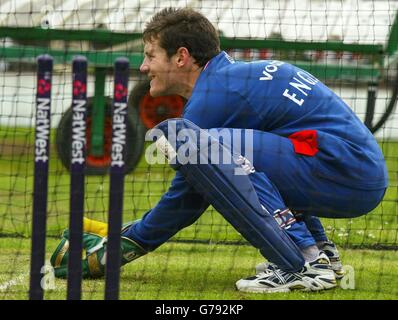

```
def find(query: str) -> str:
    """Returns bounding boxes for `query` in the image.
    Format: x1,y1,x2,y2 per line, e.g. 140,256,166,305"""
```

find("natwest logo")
114,83,127,100
73,80,86,96
37,79,51,95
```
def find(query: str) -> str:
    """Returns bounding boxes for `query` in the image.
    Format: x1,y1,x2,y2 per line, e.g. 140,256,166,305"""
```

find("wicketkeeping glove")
50,218,146,279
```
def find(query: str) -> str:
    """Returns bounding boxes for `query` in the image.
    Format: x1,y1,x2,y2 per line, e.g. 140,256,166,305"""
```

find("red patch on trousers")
288,130,319,156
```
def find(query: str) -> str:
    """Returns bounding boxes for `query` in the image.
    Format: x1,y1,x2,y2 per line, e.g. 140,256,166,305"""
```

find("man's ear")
175,47,191,67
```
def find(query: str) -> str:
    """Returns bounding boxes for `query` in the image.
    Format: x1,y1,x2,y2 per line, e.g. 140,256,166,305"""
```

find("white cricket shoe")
236,252,337,293
255,241,345,279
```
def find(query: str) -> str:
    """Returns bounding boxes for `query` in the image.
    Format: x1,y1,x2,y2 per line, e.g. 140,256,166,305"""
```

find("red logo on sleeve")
288,130,319,156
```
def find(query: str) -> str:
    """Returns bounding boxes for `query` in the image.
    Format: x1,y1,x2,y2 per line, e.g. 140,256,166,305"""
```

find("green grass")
0,127,397,247
0,127,397,299
0,237,397,300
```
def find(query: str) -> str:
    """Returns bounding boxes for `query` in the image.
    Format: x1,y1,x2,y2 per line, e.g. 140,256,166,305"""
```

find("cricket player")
51,8,388,293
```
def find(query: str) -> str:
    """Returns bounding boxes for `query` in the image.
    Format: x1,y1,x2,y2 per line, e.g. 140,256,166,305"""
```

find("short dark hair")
143,7,221,67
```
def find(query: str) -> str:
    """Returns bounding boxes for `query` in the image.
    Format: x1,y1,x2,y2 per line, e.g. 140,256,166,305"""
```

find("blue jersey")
183,51,388,190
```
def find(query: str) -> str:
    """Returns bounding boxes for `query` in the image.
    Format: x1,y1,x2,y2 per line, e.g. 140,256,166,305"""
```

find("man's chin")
149,89,163,98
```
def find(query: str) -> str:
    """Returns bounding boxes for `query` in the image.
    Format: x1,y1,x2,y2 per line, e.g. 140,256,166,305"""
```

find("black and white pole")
67,56,88,300
30,54,53,300
105,57,129,300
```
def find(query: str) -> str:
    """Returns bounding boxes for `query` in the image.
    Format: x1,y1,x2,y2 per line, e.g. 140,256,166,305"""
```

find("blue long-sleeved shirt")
145,51,388,227
183,51,388,190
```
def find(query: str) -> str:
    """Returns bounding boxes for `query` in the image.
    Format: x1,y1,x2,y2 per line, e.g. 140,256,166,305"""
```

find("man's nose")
140,59,149,73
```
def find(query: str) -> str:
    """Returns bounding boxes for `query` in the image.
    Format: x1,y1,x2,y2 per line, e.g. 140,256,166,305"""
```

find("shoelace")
257,266,301,283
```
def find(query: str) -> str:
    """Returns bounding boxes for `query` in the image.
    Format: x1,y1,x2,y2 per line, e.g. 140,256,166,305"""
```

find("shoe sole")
236,275,337,293
256,264,345,280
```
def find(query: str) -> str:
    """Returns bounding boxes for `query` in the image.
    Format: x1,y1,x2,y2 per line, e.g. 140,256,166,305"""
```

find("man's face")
140,39,178,97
